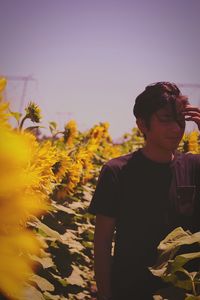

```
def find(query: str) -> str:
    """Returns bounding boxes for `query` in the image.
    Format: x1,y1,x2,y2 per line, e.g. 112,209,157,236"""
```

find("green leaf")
185,296,200,300
49,121,57,130
30,254,54,269
153,285,186,300
67,265,84,286
25,125,45,132
163,269,192,290
149,228,200,278
44,292,66,300
9,110,22,122
52,202,75,215
29,274,54,292
20,284,45,300
61,231,84,252
158,228,200,253
31,217,62,241
169,252,200,274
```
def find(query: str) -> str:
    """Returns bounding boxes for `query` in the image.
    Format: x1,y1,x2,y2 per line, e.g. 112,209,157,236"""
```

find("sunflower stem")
19,116,28,131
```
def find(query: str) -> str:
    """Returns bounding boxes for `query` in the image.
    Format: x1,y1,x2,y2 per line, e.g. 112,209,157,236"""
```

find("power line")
177,83,200,89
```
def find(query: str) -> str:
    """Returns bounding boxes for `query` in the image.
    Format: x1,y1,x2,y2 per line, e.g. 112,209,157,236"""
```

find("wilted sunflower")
19,102,42,130
25,102,42,123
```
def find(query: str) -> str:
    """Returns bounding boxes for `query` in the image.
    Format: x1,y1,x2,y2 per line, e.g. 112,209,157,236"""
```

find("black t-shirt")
88,149,200,299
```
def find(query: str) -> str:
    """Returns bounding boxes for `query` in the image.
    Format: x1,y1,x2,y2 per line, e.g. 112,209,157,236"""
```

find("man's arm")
94,214,116,300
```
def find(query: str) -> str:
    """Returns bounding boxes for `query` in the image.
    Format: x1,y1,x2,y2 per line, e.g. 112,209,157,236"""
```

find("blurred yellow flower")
0,77,7,94
0,102,57,298
0,78,11,129
0,231,42,298
87,122,112,147
76,147,94,183
101,144,122,160
188,131,199,154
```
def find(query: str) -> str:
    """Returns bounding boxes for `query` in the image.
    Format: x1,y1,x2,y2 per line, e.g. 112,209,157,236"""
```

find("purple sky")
0,0,200,139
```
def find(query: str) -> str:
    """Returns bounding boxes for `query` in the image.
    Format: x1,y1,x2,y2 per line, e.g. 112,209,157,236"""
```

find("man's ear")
136,118,147,135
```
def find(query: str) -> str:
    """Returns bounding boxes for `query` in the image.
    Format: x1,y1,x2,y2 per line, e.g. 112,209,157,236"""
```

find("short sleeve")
88,164,120,218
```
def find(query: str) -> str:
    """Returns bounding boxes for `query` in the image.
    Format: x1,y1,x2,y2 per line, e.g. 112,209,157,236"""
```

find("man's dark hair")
133,82,189,127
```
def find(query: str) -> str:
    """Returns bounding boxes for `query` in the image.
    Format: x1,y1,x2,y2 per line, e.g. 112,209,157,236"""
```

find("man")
88,82,200,300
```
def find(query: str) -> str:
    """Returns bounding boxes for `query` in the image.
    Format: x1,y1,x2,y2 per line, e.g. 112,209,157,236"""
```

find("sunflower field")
0,77,200,300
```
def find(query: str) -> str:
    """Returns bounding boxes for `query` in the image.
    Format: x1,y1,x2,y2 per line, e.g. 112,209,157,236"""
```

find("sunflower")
63,119,78,146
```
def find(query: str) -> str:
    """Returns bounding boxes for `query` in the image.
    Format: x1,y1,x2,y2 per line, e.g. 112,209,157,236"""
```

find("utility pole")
1,75,37,112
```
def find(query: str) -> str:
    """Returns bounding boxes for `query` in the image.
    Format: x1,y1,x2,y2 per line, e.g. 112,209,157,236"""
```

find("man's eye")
160,116,172,121
159,114,185,121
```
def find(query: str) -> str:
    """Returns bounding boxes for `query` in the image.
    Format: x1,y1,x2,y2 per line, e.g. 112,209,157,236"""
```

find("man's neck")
141,145,175,163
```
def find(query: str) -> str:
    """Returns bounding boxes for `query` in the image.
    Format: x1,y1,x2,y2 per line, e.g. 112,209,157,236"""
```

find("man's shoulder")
175,151,200,170
104,150,139,173
177,151,200,162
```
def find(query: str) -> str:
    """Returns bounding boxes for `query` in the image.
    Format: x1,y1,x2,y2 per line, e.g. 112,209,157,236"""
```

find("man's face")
144,104,185,151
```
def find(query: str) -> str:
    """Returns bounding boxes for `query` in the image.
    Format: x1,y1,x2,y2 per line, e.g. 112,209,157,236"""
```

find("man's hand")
183,105,200,131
